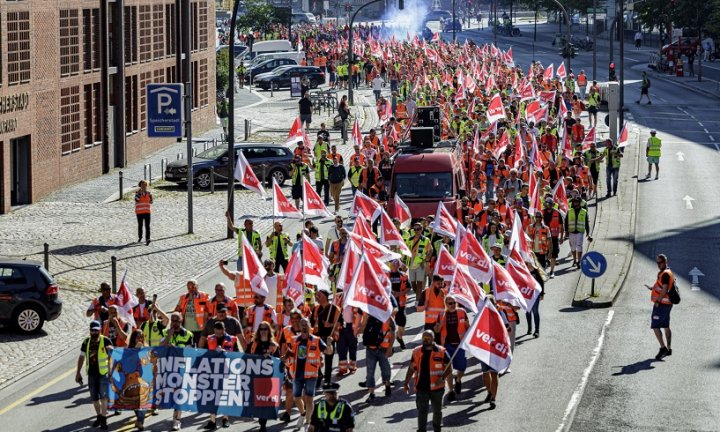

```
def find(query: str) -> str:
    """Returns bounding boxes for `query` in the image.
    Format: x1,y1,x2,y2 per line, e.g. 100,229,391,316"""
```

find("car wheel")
14,305,44,334
270,168,287,186
195,171,212,189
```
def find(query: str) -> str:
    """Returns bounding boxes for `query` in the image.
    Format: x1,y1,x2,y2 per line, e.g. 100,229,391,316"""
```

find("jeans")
416,389,444,432
337,324,357,363
606,167,620,195
373,90,381,101
525,296,540,333
316,179,330,205
135,410,146,423
365,347,391,389
136,213,151,241
485,179,495,201
322,343,335,385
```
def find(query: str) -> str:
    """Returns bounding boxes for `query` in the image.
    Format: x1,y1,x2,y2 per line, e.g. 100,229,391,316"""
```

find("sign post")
147,84,183,138
581,251,607,297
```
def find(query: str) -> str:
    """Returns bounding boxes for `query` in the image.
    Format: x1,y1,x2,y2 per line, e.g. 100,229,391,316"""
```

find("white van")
244,40,293,61
250,51,306,67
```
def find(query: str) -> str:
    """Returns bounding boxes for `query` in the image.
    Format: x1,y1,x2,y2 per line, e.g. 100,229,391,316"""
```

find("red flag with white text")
344,253,394,322
434,244,458,282
378,209,411,256
461,298,513,373
506,259,542,311
235,151,266,197
455,230,493,283
303,178,333,218
243,235,269,297
302,234,331,290
273,179,302,219
431,201,458,238
492,261,528,311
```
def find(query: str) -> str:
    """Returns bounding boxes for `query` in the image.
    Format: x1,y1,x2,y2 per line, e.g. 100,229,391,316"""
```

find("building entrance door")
10,135,30,206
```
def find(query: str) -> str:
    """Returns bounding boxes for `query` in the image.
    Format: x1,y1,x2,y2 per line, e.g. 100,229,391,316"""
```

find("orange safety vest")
135,192,152,214
527,224,550,254
289,335,323,379
268,274,285,312
497,301,518,322
411,345,447,391
652,269,674,305
437,309,469,345
90,295,117,320
577,73,588,87
207,334,238,351
423,287,447,325
177,292,209,330
246,304,276,338
132,302,151,325
381,321,393,349
206,295,239,318
102,318,129,347
391,273,409,308
545,210,563,237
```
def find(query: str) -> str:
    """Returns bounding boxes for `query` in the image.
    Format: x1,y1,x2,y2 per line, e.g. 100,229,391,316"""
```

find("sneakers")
549,271,555,278
667,348,673,356
533,331,540,338
203,420,217,430
99,415,108,430
358,381,367,388
367,393,376,402
296,414,306,430
172,420,181,431
279,412,291,423
655,347,669,360
92,417,101,428
447,391,456,402
454,381,462,394
645,174,651,179
135,420,144,431
655,175,659,180
398,338,406,350
385,385,392,397
483,394,492,404
222,418,230,428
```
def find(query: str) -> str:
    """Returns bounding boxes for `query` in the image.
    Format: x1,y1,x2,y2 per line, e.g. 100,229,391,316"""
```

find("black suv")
0,260,62,334
254,66,326,91
248,58,297,82
165,143,294,188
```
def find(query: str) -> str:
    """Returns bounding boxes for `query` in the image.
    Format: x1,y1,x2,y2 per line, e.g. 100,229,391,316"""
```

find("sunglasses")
446,302,456,306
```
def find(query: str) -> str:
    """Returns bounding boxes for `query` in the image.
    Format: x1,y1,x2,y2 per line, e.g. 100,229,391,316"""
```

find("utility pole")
551,0,572,76
227,0,242,239
452,0,456,42
182,0,193,234
618,0,625,126
592,0,597,80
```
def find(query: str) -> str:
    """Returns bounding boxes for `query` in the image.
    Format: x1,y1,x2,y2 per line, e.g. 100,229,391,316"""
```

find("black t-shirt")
203,317,243,338
299,98,313,115
80,336,113,376
294,336,327,376
251,339,274,356
444,311,461,345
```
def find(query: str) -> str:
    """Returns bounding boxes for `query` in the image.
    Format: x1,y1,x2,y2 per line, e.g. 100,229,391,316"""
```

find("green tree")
236,0,277,33
673,0,716,80
216,46,230,95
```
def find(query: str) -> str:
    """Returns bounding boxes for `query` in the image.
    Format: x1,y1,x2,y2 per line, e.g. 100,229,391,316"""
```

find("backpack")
668,278,681,305
362,317,385,347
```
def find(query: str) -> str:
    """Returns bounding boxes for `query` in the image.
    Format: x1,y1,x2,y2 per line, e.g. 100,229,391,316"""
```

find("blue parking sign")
147,84,183,137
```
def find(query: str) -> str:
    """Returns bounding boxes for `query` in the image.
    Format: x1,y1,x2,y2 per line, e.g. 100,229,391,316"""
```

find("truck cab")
387,142,466,221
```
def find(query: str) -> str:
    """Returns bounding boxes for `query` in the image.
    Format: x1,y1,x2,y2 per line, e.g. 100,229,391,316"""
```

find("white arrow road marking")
689,267,704,291
584,256,602,273
676,152,685,161
683,195,695,210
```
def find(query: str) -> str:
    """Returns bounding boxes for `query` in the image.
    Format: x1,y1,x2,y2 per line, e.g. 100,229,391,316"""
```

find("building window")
140,72,151,130
152,5,164,60
166,66,176,83
192,60,199,109
124,6,138,65
139,5,152,62
198,1,208,51
83,9,101,72
84,83,102,148
125,75,138,134
154,68,164,83
7,11,31,85
191,2,198,52
60,10,80,77
199,58,208,107
61,86,81,155
165,4,176,57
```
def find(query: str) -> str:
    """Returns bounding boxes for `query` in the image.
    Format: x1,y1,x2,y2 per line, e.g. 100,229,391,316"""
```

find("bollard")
144,164,148,182
148,164,152,185
270,84,274,98
177,152,182,160
210,166,215,194
111,256,117,294
161,158,167,180
118,171,124,201
244,119,251,141
193,148,197,157
262,165,267,188
43,243,49,271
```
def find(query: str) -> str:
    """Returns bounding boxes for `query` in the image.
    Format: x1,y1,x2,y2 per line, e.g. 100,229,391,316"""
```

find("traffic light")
609,62,617,81
569,43,578,58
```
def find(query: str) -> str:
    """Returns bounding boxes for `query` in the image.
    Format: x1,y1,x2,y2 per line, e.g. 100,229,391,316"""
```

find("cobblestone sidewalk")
0,85,379,390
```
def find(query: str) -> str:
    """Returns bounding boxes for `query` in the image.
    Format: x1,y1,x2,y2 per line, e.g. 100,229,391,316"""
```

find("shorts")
300,114,312,125
292,377,317,398
480,361,497,373
551,237,560,259
395,306,407,327
641,87,649,95
590,169,599,184
88,375,108,402
588,106,598,115
408,267,426,283
568,232,584,253
444,344,467,372
647,156,660,164
292,184,303,200
651,303,672,329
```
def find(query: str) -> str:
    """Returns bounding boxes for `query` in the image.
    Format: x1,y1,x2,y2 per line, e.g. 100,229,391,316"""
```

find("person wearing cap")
199,302,243,349
204,321,239,429
86,282,117,326
491,242,507,265
308,383,355,432
312,288,342,388
645,129,662,180
600,138,623,197
565,197,592,268
543,197,564,277
76,321,113,430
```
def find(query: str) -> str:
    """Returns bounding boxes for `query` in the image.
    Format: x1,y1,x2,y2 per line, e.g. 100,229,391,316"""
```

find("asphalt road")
1,23,718,432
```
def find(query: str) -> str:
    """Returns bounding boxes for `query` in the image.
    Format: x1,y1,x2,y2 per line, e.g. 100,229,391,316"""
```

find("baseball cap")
90,320,101,330
650,129,656,134
322,382,341,393
216,303,228,312
491,242,503,250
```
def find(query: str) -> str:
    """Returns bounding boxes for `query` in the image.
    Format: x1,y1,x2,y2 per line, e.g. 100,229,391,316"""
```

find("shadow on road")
612,358,659,376
26,385,86,407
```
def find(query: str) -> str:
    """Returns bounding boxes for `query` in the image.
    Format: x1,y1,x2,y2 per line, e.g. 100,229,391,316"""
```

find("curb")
572,125,641,308
649,70,720,99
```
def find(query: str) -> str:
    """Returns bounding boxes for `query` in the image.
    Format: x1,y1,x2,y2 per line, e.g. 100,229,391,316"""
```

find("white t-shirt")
372,77,384,91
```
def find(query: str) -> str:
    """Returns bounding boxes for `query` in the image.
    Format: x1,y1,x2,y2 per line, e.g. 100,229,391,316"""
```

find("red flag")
525,100,541,122
284,250,305,307
558,96,569,119
303,178,333,218
431,32,440,42
562,127,573,159
506,259,542,312
456,230,492,283
492,261,528,310
351,119,363,148
527,167,542,216
461,298,513,373
234,151,266,197
433,244,457,282
551,178,569,216
486,93,506,123
272,179,302,219
543,64,554,81
344,253,394,322
509,213,534,265
617,123,629,148
556,62,567,80
581,126,596,151
519,81,535,102
513,133,525,170
430,201,458,238
243,234,269,296
348,231,401,262
493,130,509,160
378,209,411,256
336,240,361,292
352,213,376,241
539,90,556,103
285,116,304,147
350,190,382,221
391,193,412,229
448,267,484,314
302,233,330,291
116,272,139,328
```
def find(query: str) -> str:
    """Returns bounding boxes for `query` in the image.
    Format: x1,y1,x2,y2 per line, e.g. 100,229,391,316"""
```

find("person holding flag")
403,330,451,432
225,215,263,272
433,294,469,402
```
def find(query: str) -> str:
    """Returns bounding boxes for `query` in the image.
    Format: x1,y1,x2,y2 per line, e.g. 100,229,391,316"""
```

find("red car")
661,37,700,57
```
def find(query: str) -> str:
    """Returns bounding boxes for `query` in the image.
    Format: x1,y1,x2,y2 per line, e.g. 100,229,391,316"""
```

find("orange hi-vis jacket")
207,334,238,351
411,345,447,391
176,291,210,330
423,287,447,325
135,192,152,215
497,301,518,322
527,224,551,255
545,209,563,237
288,334,323,379
652,269,674,305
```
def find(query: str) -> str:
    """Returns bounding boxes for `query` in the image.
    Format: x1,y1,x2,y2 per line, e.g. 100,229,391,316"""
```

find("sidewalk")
0,83,379,390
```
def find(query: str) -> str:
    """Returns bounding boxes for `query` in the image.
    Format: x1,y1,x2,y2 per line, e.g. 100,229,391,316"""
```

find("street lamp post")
592,0,597,80
452,0,457,42
226,0,243,239
618,0,625,125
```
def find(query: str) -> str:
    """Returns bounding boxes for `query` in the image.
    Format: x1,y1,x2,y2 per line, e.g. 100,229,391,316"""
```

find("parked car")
292,12,316,24
425,9,452,22
248,58,298,82
0,260,62,334
442,19,462,32
661,37,700,57
254,66,326,91
164,143,294,188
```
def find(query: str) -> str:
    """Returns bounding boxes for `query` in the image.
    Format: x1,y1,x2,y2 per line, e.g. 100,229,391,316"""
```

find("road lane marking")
698,122,704,127
704,128,710,134
0,368,75,416
555,310,614,432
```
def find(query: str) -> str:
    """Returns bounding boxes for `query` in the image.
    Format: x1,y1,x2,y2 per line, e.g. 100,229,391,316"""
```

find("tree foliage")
236,0,278,33
216,46,230,94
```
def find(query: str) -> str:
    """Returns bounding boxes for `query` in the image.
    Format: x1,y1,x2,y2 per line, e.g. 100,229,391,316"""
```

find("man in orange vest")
204,321,239,429
205,283,239,321
403,330,451,432
174,279,210,346
277,308,303,423
646,254,674,360
417,275,447,344
434,295,469,402
542,197,564,277
284,318,334,430
132,287,152,328
527,213,551,269
244,293,278,342
86,282,117,326
359,312,396,402
102,305,130,348
134,180,153,245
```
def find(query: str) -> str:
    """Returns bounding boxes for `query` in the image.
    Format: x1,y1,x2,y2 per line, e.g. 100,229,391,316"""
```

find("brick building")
0,0,216,214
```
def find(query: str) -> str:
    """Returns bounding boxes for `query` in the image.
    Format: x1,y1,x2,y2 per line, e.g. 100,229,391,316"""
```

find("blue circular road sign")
581,251,607,278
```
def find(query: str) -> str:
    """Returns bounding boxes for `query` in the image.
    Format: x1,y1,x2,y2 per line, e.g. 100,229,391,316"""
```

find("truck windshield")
393,172,453,199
